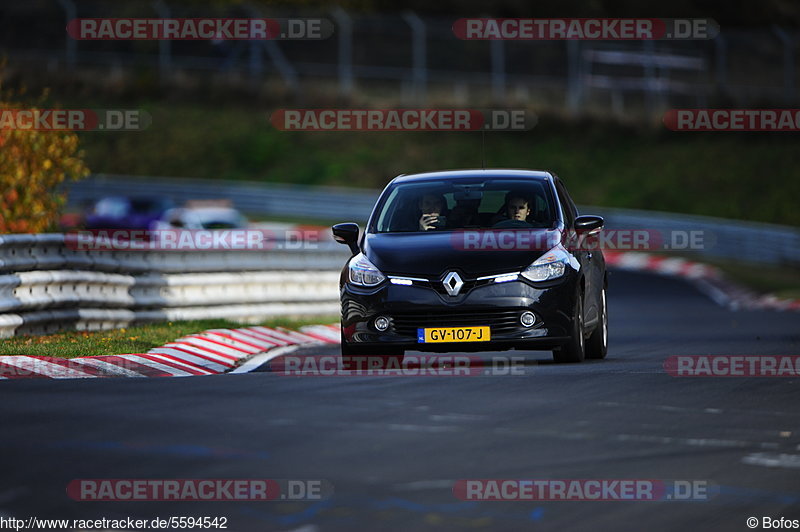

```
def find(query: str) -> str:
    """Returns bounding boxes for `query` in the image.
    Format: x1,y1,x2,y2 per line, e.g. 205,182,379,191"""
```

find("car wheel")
553,292,585,363
585,286,608,360
340,328,363,369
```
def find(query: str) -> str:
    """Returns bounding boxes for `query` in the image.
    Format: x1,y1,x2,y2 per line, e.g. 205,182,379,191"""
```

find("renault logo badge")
443,271,464,296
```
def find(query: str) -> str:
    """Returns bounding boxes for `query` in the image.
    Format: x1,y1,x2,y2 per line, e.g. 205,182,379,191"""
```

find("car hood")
363,229,563,278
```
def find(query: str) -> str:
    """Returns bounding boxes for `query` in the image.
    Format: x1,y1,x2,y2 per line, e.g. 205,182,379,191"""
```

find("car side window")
561,184,580,219
555,181,576,228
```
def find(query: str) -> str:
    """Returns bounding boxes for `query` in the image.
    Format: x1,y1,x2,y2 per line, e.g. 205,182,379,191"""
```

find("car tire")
553,292,585,363
340,329,364,369
585,286,608,360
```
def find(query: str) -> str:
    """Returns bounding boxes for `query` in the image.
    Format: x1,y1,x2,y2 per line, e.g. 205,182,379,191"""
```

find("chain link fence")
1,1,798,117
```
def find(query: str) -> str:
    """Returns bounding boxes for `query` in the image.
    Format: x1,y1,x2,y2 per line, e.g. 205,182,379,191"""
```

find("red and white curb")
603,250,800,312
3,249,795,380
0,324,341,380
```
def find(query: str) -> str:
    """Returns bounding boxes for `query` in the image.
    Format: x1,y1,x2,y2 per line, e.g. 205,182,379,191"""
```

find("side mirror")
574,215,604,234
332,223,360,254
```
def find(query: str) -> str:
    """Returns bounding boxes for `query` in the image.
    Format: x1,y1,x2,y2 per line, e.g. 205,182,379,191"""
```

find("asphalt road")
1,270,799,531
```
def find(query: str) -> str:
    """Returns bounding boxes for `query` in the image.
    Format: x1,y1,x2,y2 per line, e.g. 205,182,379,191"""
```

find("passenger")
418,193,447,231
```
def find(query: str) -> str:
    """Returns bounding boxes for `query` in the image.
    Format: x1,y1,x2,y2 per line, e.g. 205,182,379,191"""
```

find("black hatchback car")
332,169,608,364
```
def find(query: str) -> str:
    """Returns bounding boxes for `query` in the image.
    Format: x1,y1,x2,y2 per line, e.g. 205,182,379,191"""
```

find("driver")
491,191,531,225
506,193,531,221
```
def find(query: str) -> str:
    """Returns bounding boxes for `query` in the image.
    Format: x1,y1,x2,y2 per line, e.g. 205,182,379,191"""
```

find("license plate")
417,326,491,343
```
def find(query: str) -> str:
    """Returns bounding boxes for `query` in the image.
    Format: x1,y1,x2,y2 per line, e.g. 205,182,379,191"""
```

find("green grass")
55,98,800,300
66,101,800,227
644,249,800,300
701,260,800,300
0,316,338,359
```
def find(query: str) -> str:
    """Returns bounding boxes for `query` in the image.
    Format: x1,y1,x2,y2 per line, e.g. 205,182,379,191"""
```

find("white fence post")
332,7,354,98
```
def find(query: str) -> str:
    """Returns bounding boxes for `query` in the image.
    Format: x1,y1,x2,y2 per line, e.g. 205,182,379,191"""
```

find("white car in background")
154,200,249,230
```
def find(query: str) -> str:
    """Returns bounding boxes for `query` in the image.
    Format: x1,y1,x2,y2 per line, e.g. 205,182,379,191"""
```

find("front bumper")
341,273,577,352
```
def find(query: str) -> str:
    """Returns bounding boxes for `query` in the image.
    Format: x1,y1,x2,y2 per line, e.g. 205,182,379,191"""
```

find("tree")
0,79,90,233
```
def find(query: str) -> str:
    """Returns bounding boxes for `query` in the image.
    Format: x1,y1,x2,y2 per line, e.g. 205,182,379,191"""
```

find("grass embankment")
60,99,800,299
76,101,800,295
73,102,800,227
702,260,800,300
0,316,338,359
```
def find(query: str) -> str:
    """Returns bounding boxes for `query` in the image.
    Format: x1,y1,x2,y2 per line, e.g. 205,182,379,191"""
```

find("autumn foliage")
0,83,90,233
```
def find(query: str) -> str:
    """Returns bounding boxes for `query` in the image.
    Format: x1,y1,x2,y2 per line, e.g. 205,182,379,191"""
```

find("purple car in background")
84,196,175,231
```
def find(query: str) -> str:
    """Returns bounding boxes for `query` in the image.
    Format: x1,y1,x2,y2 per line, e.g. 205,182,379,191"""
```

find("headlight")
521,244,571,282
348,253,386,287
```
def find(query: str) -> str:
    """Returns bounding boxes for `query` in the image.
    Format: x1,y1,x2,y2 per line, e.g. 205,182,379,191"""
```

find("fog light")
520,311,536,327
374,316,390,332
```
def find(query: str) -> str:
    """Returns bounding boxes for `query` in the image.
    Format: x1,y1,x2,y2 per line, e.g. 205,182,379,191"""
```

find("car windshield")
371,178,556,233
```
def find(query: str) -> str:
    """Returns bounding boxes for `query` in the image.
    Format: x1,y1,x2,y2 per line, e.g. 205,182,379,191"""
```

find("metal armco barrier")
66,174,380,224
588,206,800,266
67,175,800,266
0,233,349,338
8,176,800,337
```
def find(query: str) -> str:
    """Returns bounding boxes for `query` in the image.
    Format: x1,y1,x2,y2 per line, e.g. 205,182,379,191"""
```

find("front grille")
391,309,524,337
429,279,478,296
408,276,494,296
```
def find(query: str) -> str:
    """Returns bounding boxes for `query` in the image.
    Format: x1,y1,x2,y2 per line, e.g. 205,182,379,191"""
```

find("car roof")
391,169,553,184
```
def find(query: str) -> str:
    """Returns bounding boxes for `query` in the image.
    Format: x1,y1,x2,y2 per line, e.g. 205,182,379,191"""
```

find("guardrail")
588,206,800,266
8,174,800,336
0,233,349,338
66,174,380,224
67,174,800,266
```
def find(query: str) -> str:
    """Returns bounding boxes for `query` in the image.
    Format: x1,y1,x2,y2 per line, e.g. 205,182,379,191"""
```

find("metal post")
331,8,353,98
250,40,263,80
643,39,656,117
55,0,77,70
773,26,796,104
244,4,264,81
490,39,505,103
714,34,727,90
261,40,299,90
567,40,581,115
152,0,171,81
246,4,298,90
403,11,426,104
